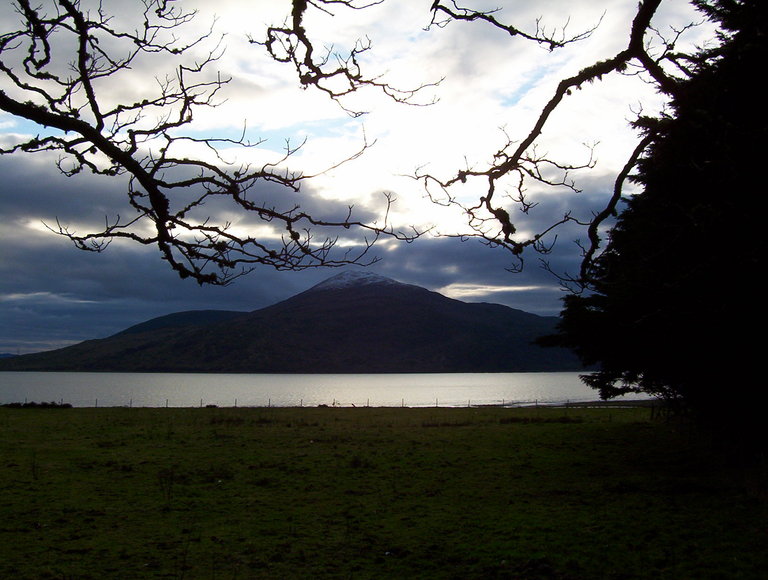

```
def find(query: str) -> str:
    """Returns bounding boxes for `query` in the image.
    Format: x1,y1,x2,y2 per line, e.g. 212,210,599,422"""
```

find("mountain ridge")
114,309,247,337
0,271,582,373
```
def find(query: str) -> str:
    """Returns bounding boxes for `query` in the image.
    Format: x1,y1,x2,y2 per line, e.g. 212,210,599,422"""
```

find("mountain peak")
0,268,586,373
307,270,403,292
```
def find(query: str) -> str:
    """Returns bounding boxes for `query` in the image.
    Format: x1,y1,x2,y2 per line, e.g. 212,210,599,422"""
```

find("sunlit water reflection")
0,372,650,408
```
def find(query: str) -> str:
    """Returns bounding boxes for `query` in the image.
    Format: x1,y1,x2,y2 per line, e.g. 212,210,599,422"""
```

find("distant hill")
0,271,583,373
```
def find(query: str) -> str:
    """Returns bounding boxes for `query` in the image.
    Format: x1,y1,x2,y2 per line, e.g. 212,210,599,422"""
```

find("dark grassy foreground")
0,405,765,579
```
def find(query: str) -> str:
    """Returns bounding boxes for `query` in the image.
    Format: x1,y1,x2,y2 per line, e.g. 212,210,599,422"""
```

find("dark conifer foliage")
550,0,766,438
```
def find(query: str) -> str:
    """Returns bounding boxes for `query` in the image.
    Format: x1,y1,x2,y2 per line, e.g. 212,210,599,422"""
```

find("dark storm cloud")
0,150,378,230
0,152,383,353
0,148,617,353
0,225,328,353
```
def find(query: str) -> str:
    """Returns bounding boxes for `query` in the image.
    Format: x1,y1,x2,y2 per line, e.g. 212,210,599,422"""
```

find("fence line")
2,397,582,409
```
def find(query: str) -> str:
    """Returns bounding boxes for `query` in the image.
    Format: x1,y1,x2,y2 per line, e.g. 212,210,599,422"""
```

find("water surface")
0,371,647,408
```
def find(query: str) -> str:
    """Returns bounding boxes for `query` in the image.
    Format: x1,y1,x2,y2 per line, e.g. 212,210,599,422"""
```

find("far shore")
1,397,659,410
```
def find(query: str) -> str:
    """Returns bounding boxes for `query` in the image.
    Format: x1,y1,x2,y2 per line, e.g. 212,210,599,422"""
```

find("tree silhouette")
0,0,420,284
548,0,765,436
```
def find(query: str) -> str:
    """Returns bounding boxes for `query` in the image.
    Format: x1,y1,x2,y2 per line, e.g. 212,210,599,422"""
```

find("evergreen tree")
551,0,766,439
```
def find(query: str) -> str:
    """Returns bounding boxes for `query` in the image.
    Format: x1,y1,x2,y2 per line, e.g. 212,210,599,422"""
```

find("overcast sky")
0,0,715,354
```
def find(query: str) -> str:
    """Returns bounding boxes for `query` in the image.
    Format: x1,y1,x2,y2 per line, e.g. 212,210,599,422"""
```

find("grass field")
0,404,765,579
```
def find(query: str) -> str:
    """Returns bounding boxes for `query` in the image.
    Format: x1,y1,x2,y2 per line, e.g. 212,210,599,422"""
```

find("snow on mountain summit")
308,270,403,291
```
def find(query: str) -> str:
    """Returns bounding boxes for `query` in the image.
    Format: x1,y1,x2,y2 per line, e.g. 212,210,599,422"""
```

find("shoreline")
2,398,658,410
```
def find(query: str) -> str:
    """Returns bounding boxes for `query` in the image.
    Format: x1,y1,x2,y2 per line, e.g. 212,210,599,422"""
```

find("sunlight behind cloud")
439,283,551,300
0,291,99,305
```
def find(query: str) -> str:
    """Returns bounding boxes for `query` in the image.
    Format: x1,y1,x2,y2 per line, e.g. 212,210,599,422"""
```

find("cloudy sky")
0,0,715,354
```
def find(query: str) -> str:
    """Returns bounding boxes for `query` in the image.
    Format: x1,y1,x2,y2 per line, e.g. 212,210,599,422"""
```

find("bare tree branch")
427,1,603,50
253,0,440,117
268,0,707,284
1,0,422,284
415,0,694,280
580,131,656,280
